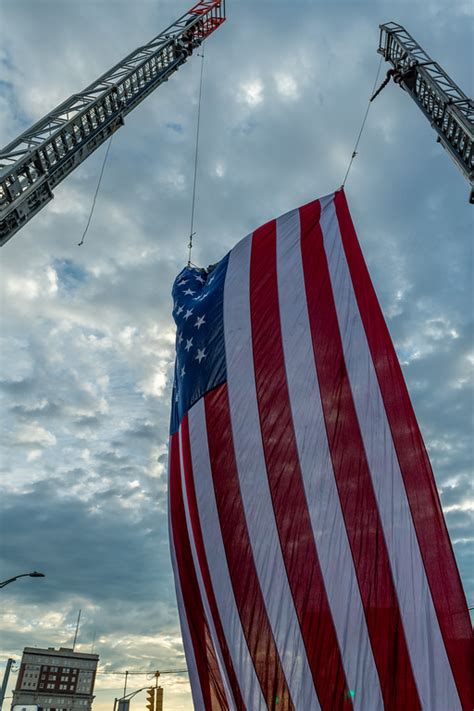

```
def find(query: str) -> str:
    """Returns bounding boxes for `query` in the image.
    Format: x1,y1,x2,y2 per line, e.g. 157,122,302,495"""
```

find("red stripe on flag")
249,218,352,711
204,384,295,711
169,433,229,710
180,415,246,710
299,198,422,710
334,189,474,710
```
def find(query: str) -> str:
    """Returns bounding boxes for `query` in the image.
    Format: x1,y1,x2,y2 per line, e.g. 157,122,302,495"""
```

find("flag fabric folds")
168,190,472,711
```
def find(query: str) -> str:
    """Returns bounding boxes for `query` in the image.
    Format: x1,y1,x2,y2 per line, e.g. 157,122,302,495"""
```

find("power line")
96,670,188,675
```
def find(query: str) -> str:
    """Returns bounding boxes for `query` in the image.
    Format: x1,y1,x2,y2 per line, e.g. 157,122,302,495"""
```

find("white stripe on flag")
276,205,384,711
188,399,266,710
321,198,461,711
168,510,206,710
177,427,236,711
224,233,321,710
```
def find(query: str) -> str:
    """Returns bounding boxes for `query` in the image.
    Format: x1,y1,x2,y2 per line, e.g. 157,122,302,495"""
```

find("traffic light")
145,687,155,711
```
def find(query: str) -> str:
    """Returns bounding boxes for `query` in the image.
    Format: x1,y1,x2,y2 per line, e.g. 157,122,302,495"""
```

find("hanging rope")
188,44,205,266
341,55,384,189
78,134,114,246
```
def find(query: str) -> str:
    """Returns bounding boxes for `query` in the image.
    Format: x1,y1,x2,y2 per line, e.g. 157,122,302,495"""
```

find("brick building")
12,647,99,711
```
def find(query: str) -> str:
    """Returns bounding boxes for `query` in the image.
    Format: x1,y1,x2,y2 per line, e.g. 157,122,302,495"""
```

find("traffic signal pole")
113,673,163,711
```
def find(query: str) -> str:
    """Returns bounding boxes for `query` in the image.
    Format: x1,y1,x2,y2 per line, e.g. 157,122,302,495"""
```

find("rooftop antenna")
72,609,81,651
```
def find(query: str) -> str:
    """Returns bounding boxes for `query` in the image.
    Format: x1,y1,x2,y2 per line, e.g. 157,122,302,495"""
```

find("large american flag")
168,190,472,710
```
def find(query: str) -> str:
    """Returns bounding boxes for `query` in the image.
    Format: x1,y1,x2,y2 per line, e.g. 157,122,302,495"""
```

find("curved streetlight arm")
113,685,150,711
0,572,45,589
118,687,149,702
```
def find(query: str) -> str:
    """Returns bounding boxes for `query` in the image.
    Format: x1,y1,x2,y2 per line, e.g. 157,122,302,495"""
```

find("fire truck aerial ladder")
377,22,474,202
1,14,471,247
0,0,225,247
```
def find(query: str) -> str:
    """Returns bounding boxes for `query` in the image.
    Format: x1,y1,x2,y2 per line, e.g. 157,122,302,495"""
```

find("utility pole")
154,672,163,711
0,659,15,711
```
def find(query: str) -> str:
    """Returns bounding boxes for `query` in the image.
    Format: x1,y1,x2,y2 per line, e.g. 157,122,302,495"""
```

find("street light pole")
0,572,45,589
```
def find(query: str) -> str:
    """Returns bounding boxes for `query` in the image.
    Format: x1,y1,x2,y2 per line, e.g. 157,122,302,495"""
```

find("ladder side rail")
379,28,474,156
407,64,474,139
0,45,184,241
0,1,225,245
378,23,432,70
379,24,470,105
404,66,473,183
378,23,474,194
0,42,185,203
0,1,223,160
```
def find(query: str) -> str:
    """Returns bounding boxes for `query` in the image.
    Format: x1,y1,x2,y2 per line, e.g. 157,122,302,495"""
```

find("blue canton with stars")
170,256,229,434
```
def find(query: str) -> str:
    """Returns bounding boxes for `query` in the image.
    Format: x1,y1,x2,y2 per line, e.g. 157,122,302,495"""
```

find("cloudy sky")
0,0,472,709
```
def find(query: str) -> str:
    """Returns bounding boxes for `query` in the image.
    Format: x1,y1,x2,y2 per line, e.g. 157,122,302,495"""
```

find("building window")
47,684,54,689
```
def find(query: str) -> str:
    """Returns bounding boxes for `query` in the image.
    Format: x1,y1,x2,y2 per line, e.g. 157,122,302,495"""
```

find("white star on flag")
178,333,183,344
184,309,193,320
185,338,193,352
195,275,205,284
194,315,206,329
177,305,184,315
177,279,188,286
184,288,196,296
195,348,206,363
180,365,185,377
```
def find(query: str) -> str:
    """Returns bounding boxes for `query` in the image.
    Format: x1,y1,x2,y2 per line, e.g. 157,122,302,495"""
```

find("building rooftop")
22,647,99,660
